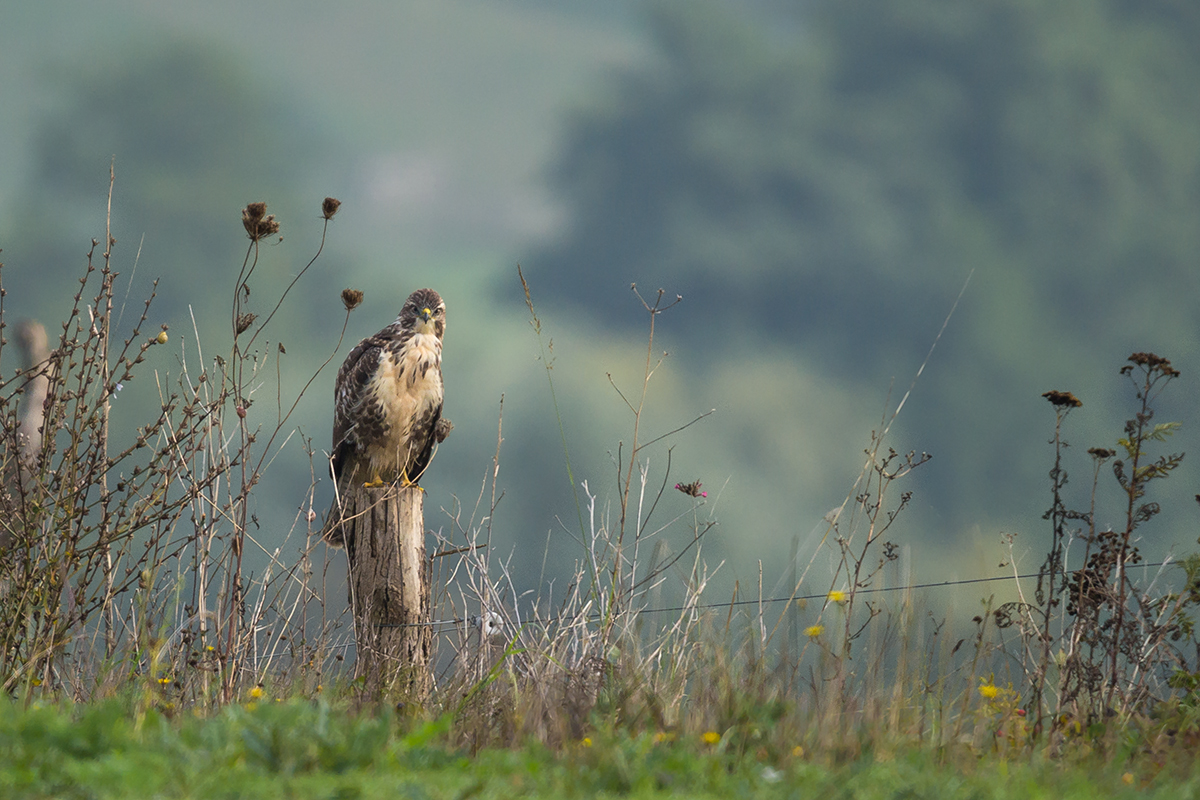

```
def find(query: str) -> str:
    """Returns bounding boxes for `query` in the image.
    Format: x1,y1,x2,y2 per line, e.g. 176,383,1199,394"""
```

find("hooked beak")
415,307,436,334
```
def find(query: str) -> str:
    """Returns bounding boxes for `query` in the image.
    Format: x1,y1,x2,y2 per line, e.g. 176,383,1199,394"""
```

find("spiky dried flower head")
235,313,257,334
1042,390,1082,408
1122,351,1180,377
322,197,342,220
675,480,707,498
1088,447,1116,460
341,288,364,311
241,202,280,242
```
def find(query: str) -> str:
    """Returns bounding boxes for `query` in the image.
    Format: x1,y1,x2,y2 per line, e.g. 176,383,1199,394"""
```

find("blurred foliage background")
2,0,1199,611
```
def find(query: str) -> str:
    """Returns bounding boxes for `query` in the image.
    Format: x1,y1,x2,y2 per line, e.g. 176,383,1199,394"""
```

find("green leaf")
1147,421,1182,442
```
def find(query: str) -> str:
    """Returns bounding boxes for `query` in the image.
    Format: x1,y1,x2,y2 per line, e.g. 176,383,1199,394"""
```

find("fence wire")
371,559,1178,630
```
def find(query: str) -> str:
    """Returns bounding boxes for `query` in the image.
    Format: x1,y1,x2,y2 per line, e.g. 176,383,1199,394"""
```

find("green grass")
1,697,1198,799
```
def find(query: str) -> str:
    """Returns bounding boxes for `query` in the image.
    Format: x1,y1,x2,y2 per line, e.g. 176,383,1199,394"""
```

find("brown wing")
406,388,443,485
331,328,399,481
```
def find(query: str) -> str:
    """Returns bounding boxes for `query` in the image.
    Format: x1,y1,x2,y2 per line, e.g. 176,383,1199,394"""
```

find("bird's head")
399,288,446,339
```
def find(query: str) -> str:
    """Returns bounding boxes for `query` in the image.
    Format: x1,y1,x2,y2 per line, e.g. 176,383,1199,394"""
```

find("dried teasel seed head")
341,288,364,311
322,197,342,220
243,202,266,222
1125,351,1180,377
236,313,257,334
241,202,280,241
1041,390,1081,408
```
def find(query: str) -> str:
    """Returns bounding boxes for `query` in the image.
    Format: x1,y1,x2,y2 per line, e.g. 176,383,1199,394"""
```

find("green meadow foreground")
2,697,1199,800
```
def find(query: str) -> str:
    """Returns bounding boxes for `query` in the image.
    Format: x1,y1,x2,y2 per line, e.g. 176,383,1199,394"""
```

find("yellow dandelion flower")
702,731,721,745
978,683,999,700
804,624,824,639
827,590,846,603
158,677,170,685
581,737,592,748
249,686,264,699
1122,773,1134,785
792,745,804,758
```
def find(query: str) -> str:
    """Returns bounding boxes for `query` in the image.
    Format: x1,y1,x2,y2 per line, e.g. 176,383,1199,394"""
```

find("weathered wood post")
338,484,431,700
2,320,50,552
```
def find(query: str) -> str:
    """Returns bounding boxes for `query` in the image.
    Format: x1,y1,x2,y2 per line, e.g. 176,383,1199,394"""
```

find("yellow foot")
398,478,425,492
362,475,386,488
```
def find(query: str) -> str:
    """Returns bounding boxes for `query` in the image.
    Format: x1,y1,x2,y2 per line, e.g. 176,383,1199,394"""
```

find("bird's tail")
320,499,347,548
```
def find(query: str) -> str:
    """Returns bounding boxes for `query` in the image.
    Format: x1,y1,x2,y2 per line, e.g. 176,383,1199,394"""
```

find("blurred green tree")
527,0,1200,364
522,0,1200,541
10,41,347,331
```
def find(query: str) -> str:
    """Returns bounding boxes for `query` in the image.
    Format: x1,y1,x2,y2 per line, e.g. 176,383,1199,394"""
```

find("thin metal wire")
372,560,1177,629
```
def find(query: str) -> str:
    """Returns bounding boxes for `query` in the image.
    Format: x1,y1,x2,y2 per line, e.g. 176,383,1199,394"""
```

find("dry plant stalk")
426,276,938,754
0,182,354,705
995,354,1197,740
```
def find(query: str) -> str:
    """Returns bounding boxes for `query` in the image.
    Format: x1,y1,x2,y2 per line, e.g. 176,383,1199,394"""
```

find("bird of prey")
321,288,449,545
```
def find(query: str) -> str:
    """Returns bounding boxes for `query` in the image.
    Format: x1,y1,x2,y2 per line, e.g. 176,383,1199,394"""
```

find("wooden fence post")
341,484,431,700
2,320,50,553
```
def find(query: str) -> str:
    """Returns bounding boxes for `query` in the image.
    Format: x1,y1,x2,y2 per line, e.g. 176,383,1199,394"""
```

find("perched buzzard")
321,288,448,545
